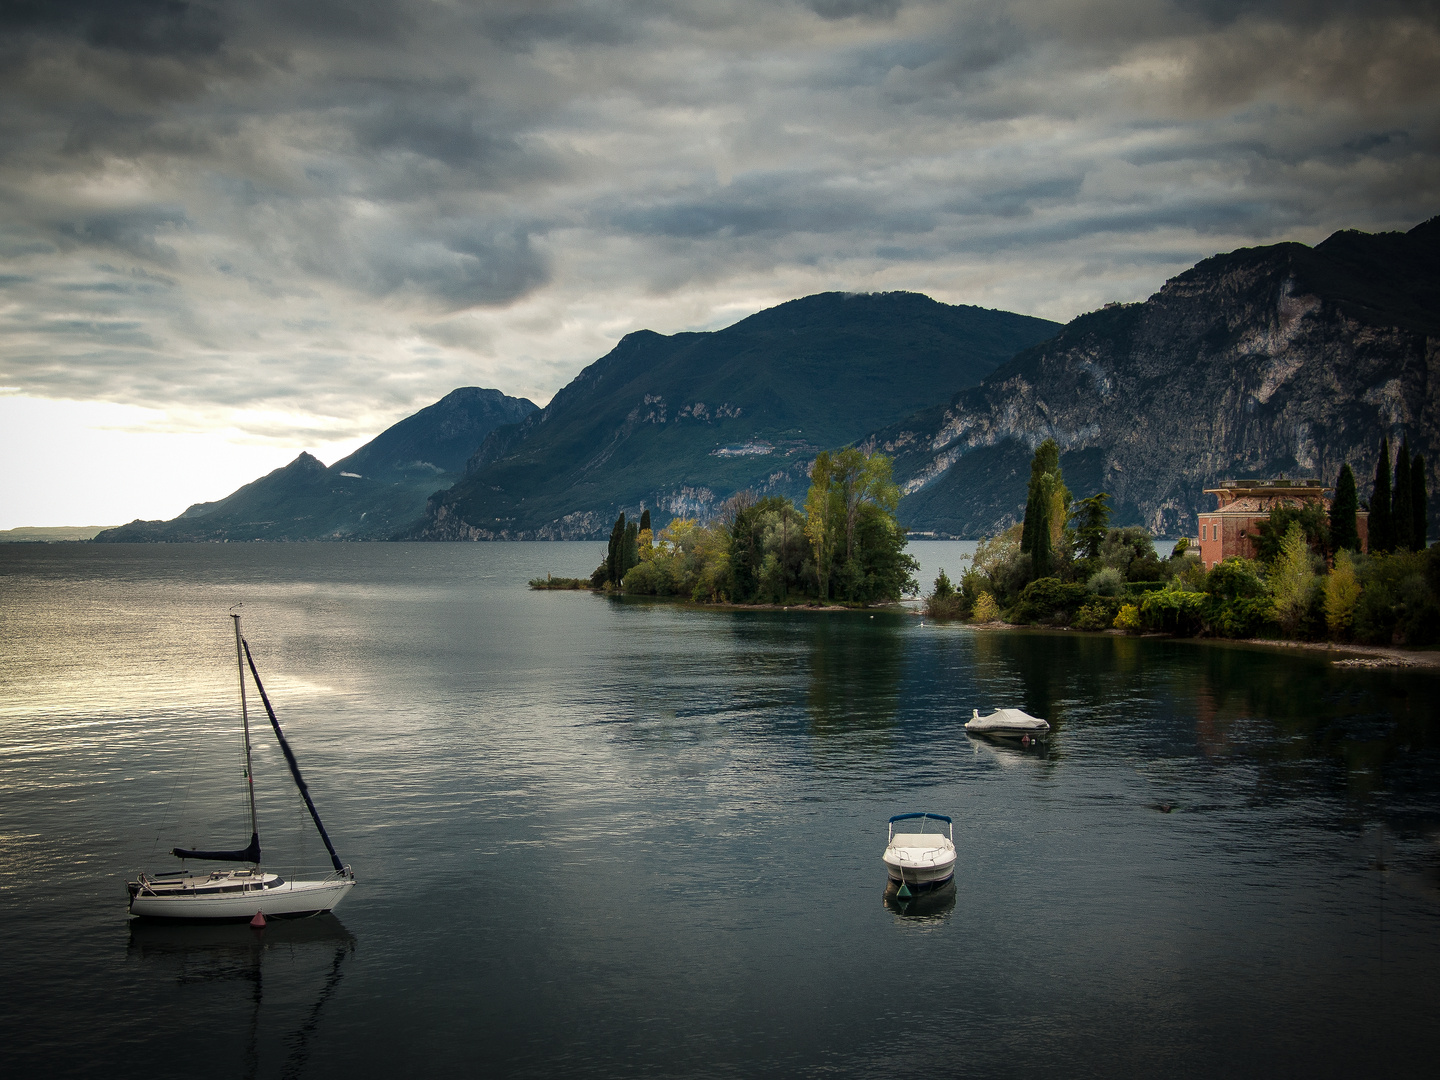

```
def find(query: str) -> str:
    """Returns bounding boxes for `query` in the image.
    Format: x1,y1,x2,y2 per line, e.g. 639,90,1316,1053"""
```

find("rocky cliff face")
884,219,1440,538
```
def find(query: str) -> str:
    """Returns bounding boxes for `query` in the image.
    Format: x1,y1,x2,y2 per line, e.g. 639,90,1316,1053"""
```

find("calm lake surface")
2,541,1437,1078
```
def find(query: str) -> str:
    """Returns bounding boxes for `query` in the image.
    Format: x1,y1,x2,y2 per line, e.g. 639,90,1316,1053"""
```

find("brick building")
1196,479,1368,569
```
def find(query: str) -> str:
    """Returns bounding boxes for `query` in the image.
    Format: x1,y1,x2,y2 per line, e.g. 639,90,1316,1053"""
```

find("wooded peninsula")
530,447,918,606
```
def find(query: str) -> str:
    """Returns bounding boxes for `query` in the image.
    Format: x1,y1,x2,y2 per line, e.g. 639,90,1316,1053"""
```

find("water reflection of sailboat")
883,878,957,922
127,916,355,1077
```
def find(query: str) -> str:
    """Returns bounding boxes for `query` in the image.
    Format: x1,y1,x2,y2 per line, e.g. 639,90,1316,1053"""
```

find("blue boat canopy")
888,812,952,824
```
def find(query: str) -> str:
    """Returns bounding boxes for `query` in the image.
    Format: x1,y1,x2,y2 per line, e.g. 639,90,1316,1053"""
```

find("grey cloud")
0,0,1437,436
347,97,567,191
0,0,228,57
365,224,552,309
46,207,189,266
807,0,903,20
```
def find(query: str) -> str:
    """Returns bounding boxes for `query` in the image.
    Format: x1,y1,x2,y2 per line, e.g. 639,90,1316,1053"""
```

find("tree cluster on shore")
576,448,918,605
926,436,1439,647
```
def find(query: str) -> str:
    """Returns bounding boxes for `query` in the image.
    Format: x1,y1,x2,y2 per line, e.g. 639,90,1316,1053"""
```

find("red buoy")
250,910,267,928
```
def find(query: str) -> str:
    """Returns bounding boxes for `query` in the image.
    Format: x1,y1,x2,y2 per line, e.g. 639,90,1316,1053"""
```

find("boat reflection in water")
883,878,957,923
127,915,355,1077
964,729,1052,761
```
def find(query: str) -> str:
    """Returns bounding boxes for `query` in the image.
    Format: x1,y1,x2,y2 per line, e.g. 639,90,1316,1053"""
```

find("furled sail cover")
173,831,260,864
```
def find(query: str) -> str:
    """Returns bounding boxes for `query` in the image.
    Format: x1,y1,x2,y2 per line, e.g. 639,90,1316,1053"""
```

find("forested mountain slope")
419,292,1059,539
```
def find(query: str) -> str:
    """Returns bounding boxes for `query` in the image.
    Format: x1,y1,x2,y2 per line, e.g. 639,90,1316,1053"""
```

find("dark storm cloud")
0,0,1436,434
0,0,228,56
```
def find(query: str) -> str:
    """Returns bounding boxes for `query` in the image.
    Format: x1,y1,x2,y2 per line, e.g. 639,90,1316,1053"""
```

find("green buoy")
897,880,912,899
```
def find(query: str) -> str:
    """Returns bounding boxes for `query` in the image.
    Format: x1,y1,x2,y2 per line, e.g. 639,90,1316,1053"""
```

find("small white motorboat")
882,813,957,895
965,707,1050,740
127,613,354,921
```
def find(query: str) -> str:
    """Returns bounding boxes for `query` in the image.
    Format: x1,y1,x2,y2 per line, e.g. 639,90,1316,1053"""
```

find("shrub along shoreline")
923,437,1440,651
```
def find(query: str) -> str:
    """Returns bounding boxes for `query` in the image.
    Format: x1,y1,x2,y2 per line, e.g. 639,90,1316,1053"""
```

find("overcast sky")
2,0,1437,527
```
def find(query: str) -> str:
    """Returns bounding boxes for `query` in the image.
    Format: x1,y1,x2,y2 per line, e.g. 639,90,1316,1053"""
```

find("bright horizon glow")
0,396,371,530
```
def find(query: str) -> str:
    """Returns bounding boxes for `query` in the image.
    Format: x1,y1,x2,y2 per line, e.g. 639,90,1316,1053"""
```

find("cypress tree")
1329,464,1359,552
1392,436,1413,551
1412,453,1428,549
1070,492,1111,560
1020,439,1062,578
1370,438,1392,553
607,513,626,585
639,508,651,536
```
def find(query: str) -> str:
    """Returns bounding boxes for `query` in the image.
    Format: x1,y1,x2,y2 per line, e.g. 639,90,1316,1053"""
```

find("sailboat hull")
129,877,354,921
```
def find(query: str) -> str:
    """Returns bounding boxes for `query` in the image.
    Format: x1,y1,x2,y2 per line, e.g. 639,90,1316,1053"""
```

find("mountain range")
93,217,1439,543
94,388,536,541
421,292,1058,539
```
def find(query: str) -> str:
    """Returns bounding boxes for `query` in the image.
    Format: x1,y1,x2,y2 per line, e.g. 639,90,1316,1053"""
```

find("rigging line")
150,714,202,860
240,637,347,875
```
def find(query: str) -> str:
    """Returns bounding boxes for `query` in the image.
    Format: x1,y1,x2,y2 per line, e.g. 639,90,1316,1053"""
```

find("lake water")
1,541,1436,1078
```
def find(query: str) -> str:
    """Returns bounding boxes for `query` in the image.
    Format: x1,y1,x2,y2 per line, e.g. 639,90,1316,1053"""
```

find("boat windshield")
888,813,952,842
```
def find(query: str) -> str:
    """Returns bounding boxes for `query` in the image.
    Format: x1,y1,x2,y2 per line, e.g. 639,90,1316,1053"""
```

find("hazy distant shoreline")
0,526,115,543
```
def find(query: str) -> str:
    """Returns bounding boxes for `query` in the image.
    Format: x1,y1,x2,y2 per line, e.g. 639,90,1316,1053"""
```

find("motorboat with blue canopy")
882,813,956,895
127,614,355,920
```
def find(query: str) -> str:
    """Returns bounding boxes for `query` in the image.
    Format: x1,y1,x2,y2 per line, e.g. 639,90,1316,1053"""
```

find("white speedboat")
127,613,354,921
965,707,1050,739
882,813,957,894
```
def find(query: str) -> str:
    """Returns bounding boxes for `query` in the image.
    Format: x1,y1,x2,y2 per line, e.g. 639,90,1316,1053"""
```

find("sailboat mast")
232,613,260,853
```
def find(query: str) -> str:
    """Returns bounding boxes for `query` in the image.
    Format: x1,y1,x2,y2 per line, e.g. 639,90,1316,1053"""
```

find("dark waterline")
1,543,1437,1077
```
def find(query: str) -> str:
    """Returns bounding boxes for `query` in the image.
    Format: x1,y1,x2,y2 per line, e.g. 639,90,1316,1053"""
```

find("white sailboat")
127,614,355,920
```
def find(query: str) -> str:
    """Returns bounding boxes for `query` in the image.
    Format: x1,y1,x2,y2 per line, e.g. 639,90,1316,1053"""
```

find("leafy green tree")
839,503,919,603
802,448,912,603
1370,437,1392,553
729,495,805,603
925,569,966,619
1205,557,1267,601
1250,503,1329,563
622,520,639,578
1411,452,1427,549
1393,435,1414,551
805,452,838,599
1353,550,1440,646
1324,550,1361,639
1139,590,1207,636
1113,603,1142,633
754,502,809,603
1329,463,1360,552
1100,526,1157,579
1020,439,1069,578
1270,522,1318,636
1069,492,1111,561
971,593,1000,623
